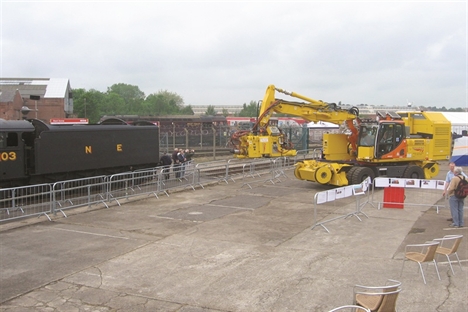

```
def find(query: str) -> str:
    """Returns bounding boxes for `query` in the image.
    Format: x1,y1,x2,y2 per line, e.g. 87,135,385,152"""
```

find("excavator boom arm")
230,85,361,159
257,85,358,128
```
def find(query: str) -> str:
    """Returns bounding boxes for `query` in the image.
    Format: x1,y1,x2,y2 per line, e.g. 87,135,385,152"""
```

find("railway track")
196,161,275,180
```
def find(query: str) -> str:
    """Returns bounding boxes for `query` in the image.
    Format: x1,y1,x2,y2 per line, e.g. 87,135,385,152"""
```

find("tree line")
72,83,466,124
72,83,259,123
73,83,192,124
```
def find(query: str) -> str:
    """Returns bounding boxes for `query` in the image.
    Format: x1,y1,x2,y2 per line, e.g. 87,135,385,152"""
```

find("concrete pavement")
0,164,466,312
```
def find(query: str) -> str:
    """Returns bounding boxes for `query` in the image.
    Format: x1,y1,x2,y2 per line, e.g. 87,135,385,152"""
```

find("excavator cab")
375,122,406,159
358,125,377,147
356,121,406,161
356,124,378,160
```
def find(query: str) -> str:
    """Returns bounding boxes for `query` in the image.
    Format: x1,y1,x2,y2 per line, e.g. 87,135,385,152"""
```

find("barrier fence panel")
195,160,232,185
157,166,172,195
243,159,271,180
108,169,161,205
159,165,187,194
241,160,261,180
133,168,167,198
0,184,52,222
294,148,322,161
160,163,197,193
52,176,109,216
0,156,322,223
177,161,198,190
371,177,448,213
240,158,290,189
282,156,298,168
271,157,292,179
225,159,248,183
311,178,372,233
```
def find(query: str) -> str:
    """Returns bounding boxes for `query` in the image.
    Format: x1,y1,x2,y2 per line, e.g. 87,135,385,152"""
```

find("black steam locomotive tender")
0,119,160,187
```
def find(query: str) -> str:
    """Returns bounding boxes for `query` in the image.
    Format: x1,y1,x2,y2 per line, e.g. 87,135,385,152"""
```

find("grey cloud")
1,1,465,108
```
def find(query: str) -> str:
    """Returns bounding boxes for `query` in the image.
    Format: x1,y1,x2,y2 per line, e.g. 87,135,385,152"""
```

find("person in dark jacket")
172,148,180,178
177,149,186,178
185,149,195,162
159,152,172,180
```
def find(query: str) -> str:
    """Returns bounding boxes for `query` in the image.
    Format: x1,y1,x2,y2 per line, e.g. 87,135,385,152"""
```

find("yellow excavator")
229,85,452,186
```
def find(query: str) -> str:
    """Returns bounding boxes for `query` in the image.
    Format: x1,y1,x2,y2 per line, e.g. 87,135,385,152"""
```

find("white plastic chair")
329,305,370,312
433,235,463,275
400,241,440,284
353,279,401,312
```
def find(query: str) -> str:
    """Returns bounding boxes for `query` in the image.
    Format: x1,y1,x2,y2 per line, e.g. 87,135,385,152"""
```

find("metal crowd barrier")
311,178,373,233
108,170,158,205
310,176,460,233
295,148,323,161
0,184,53,221
0,157,296,223
241,158,271,178
2,159,454,232
240,157,294,189
52,176,109,217
195,159,238,184
371,177,449,213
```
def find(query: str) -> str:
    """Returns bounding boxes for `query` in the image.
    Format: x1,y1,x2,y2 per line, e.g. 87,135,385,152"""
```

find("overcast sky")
1,1,466,108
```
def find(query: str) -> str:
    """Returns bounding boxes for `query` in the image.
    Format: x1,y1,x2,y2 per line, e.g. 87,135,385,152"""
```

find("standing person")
446,166,466,228
177,149,186,178
171,148,179,163
443,162,467,221
159,152,172,180
184,149,195,171
185,149,195,162
172,148,180,178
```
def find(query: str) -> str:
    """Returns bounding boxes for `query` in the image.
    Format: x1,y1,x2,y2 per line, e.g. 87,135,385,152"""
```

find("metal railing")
0,156,301,223
1,184,53,221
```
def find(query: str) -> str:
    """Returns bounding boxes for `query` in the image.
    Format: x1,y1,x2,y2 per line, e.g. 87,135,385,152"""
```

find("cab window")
0,132,5,148
6,132,18,147
394,124,404,144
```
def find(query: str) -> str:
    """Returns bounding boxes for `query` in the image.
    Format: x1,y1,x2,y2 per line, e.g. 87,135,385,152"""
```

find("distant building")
0,78,73,122
190,105,243,116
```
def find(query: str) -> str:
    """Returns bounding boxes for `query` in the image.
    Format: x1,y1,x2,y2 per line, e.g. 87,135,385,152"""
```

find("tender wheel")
403,165,425,179
350,167,375,185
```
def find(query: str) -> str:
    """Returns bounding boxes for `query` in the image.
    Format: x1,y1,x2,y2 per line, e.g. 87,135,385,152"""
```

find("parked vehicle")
230,85,452,186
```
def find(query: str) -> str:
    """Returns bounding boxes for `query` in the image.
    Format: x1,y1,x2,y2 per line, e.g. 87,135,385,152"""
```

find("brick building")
0,78,73,123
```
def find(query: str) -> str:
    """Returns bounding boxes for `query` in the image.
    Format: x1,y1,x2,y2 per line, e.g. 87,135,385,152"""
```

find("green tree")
238,101,259,117
72,88,87,117
100,93,126,116
156,90,185,108
107,83,145,114
205,105,216,115
222,108,229,117
180,105,194,115
72,88,105,123
143,90,186,115
144,93,176,115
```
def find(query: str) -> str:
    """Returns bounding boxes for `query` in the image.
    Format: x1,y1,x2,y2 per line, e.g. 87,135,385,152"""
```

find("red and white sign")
50,118,89,125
